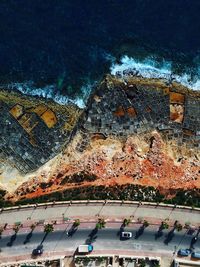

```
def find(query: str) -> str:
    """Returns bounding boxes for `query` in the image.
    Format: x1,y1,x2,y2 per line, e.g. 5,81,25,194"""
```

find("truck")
78,244,93,253
191,252,200,259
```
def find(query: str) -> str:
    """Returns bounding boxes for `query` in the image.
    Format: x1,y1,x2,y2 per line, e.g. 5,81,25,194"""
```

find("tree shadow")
24,231,33,244
40,232,48,245
164,228,175,245
7,233,17,247
66,226,78,237
86,227,98,244
187,228,195,235
117,224,125,237
135,226,145,239
155,225,164,240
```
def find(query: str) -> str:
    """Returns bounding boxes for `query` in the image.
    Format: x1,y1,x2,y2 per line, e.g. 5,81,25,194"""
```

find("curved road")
0,202,199,225
0,225,200,257
0,201,199,263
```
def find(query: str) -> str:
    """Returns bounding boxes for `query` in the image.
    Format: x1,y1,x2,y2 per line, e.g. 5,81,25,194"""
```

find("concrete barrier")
1,200,200,213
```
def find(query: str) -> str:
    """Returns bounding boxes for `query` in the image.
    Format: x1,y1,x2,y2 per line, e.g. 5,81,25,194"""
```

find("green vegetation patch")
1,185,200,208
60,172,97,185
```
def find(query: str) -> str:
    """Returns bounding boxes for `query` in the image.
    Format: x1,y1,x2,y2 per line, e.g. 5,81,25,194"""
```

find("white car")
121,231,132,238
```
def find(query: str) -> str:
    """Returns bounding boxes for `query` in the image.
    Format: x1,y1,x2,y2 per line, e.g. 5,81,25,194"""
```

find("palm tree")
41,223,54,244
96,218,106,229
73,219,80,228
100,218,106,228
185,222,191,229
176,223,183,232
13,225,20,234
44,224,54,234
123,218,131,227
30,223,36,231
95,222,101,230
161,221,169,230
143,220,149,228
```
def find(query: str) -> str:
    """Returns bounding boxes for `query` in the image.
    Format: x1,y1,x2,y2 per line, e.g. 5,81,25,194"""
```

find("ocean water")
110,56,200,91
0,0,200,107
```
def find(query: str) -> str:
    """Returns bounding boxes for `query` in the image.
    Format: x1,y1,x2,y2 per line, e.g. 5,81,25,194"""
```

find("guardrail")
0,200,199,230
1,199,200,213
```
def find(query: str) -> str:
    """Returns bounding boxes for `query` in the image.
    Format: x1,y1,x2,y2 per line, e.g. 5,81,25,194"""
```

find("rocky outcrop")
0,90,82,193
0,75,200,201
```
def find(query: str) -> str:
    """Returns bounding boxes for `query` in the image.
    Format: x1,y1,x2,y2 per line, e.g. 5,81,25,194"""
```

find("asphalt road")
0,226,200,257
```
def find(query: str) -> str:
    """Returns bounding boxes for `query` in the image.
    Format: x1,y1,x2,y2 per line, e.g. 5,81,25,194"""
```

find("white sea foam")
3,81,93,109
110,55,200,91
3,55,199,107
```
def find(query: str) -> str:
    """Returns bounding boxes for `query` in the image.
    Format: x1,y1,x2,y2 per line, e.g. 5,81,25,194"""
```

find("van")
191,252,200,259
78,244,93,253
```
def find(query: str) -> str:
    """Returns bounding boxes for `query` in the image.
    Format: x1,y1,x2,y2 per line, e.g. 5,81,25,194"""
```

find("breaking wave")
110,55,200,91
3,55,200,109
2,81,93,109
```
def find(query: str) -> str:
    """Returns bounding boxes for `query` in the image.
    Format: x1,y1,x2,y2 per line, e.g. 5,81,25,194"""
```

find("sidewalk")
0,248,173,266
0,202,199,229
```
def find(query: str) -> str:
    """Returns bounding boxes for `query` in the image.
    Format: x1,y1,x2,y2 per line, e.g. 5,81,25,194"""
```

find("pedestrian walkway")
0,201,199,227
0,248,172,266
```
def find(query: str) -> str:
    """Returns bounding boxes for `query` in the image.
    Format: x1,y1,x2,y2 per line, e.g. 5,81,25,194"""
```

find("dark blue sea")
0,0,200,107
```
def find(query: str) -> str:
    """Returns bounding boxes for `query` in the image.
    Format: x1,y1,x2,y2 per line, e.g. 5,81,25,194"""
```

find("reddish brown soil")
12,131,200,201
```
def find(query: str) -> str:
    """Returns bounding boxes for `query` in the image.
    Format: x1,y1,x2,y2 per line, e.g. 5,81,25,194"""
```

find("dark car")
32,245,43,256
177,249,191,256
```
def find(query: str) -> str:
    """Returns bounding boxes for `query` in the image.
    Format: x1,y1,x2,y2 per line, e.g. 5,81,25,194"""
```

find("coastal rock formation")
0,90,81,192
0,75,199,201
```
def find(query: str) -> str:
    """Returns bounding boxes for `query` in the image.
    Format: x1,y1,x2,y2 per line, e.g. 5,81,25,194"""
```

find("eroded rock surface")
0,90,81,192
0,76,200,201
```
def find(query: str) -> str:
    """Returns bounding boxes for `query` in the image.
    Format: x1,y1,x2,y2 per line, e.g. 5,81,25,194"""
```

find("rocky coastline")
0,75,199,205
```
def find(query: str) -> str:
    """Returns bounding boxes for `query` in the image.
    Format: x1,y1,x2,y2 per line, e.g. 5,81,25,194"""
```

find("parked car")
177,249,191,256
78,244,93,253
121,232,132,239
32,245,43,256
191,252,200,259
